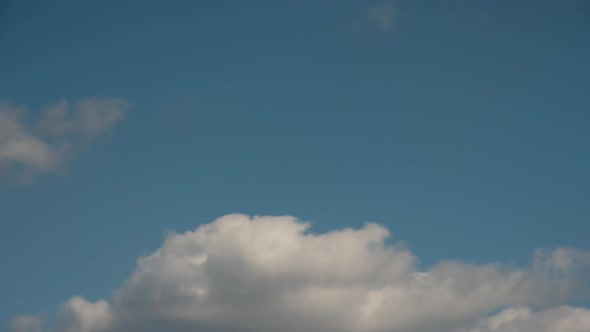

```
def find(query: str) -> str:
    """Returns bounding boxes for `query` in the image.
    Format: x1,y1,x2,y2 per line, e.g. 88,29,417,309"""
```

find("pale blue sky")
1,1,589,330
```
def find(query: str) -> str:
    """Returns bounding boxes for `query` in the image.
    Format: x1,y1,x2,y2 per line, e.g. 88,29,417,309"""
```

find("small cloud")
10,315,44,332
56,297,112,332
367,3,396,32
0,98,130,182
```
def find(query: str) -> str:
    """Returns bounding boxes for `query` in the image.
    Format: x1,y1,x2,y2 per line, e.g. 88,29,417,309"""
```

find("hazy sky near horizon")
1,1,590,332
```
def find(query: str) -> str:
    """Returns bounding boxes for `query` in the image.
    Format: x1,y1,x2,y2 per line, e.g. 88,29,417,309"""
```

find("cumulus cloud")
15,214,590,332
0,98,129,181
367,3,396,32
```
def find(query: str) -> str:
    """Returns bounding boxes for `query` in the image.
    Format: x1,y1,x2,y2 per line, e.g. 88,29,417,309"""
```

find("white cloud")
10,315,44,332
367,3,396,32
15,214,590,332
0,98,129,181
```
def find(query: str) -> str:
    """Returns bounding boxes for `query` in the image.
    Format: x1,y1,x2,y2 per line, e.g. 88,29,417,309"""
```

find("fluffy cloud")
17,214,590,332
56,297,112,332
0,98,129,181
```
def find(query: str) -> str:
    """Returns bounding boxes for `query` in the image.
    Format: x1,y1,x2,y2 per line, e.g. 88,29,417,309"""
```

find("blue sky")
1,1,590,332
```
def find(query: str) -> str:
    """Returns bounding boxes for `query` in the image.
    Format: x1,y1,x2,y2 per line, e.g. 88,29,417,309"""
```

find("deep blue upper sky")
1,0,589,327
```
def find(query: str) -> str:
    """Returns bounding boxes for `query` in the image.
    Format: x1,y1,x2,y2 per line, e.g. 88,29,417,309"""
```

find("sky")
1,1,590,331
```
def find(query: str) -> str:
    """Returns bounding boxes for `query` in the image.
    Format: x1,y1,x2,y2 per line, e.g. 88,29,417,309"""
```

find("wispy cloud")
0,98,130,182
10,315,43,332
14,214,590,332
367,3,396,33
454,306,590,332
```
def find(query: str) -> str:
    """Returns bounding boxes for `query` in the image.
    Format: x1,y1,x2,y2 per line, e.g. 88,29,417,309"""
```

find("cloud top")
13,214,589,332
